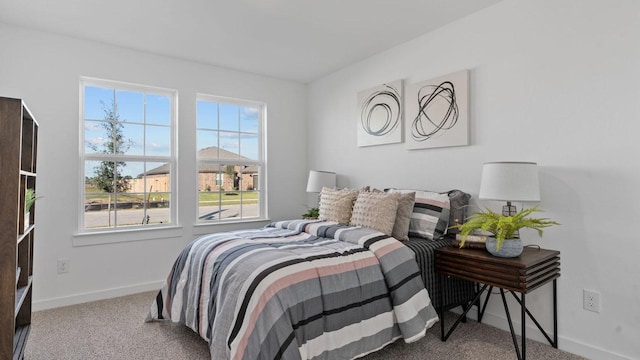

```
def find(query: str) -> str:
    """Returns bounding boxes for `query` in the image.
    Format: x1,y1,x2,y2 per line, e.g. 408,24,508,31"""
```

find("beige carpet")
25,291,585,360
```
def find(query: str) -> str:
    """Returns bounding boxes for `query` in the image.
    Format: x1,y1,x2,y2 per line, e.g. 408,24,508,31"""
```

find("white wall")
0,23,308,309
307,0,640,359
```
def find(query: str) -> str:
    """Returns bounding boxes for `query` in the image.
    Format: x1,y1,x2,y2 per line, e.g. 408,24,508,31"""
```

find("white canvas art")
357,80,403,147
405,70,469,150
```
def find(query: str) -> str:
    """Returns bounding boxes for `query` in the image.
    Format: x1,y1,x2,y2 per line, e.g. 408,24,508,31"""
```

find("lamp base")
502,202,517,216
502,202,519,239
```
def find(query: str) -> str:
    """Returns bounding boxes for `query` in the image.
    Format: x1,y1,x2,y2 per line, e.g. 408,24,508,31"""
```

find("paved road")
84,204,258,228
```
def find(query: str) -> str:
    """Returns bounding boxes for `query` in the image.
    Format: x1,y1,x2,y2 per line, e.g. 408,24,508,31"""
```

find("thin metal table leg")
508,291,554,346
441,283,488,341
477,283,481,321
440,274,445,341
500,289,522,360
478,286,493,323
553,279,558,348
522,293,526,360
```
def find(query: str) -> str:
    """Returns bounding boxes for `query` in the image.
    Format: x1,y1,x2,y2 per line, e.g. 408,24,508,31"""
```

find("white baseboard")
452,306,634,360
33,280,164,311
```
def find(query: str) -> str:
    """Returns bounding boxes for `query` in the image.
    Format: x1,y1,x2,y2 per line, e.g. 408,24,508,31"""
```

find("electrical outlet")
57,259,69,274
583,289,600,313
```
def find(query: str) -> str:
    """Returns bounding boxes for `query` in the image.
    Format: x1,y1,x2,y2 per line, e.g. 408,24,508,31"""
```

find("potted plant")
301,207,319,220
25,188,40,212
450,206,559,257
24,188,41,229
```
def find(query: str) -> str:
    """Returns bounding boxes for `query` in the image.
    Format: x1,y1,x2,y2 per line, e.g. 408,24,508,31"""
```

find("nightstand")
435,246,560,360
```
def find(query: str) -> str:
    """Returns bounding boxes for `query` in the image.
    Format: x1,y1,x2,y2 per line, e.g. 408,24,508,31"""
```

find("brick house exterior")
129,146,258,193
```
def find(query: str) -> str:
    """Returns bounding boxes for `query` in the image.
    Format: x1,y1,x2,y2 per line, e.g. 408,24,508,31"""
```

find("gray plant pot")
485,237,523,258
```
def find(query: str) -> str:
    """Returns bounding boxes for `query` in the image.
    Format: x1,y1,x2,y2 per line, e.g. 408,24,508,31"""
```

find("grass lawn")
198,191,258,205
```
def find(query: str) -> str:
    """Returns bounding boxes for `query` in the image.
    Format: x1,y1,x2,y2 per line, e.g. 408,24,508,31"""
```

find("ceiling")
0,0,501,83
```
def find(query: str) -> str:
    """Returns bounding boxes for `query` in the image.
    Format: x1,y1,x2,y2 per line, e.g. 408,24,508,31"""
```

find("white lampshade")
306,170,336,193
479,162,540,202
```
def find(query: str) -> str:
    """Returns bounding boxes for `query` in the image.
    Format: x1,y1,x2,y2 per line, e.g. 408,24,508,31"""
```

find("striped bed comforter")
146,220,439,360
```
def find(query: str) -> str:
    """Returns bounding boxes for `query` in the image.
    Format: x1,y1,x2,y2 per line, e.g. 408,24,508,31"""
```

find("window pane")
146,94,171,125
240,134,259,160
121,123,144,155
198,164,221,192
245,167,260,191
84,120,109,154
146,125,171,156
220,191,241,219
198,178,221,221
88,122,130,155
219,104,239,131
241,191,259,219
197,100,218,129
219,131,240,159
119,161,145,185
197,130,219,154
128,162,172,226
240,106,259,133
128,162,169,193
116,90,144,123
115,192,145,227
219,164,242,191
84,86,114,120
84,195,115,229
144,162,171,193
86,160,115,193
146,192,171,225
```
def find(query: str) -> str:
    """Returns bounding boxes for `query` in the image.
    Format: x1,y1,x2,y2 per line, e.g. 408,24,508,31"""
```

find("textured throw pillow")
318,187,358,225
350,191,400,236
390,192,416,241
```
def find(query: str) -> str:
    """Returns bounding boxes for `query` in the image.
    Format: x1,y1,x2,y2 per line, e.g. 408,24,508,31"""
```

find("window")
80,78,176,232
196,95,265,223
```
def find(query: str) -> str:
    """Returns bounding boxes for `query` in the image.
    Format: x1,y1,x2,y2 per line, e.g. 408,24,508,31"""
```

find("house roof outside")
142,146,259,176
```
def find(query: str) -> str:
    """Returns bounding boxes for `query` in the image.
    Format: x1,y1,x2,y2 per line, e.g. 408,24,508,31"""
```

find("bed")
147,188,475,360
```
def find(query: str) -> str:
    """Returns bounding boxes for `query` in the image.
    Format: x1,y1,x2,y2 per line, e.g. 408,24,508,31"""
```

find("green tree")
88,100,133,226
225,164,235,190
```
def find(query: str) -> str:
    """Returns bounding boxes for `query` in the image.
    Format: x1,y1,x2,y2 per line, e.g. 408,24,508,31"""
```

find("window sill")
73,225,183,247
192,218,271,236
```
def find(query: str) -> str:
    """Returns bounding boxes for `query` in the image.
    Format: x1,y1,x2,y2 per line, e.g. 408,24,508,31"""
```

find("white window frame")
195,93,267,225
77,77,178,235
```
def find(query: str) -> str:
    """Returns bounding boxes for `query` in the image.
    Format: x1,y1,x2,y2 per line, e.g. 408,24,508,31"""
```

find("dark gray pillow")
443,189,471,234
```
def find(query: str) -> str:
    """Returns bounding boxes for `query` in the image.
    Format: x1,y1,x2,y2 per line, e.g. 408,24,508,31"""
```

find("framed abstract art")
405,70,469,150
357,79,403,147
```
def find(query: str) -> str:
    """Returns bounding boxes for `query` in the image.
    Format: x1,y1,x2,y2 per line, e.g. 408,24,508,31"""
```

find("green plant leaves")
449,206,559,250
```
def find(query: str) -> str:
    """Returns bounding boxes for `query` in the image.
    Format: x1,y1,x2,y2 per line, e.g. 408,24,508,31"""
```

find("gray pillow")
443,189,471,234
391,192,415,241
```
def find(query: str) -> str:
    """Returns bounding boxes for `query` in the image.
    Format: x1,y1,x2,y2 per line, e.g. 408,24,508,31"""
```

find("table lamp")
478,161,540,216
306,170,336,205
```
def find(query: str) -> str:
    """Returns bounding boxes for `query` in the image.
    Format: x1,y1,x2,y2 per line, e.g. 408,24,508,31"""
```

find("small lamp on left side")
304,170,336,219
306,170,336,194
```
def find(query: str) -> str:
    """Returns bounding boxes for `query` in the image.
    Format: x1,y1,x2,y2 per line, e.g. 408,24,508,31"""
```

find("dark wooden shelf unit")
0,97,38,360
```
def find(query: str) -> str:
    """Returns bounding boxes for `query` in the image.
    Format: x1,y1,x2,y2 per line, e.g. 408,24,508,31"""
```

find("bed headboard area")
317,186,471,241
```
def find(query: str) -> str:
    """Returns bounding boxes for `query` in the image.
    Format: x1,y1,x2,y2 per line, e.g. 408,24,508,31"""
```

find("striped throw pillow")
409,190,451,240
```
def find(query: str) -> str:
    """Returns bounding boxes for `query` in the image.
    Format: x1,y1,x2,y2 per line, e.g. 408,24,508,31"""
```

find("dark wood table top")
435,246,561,293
